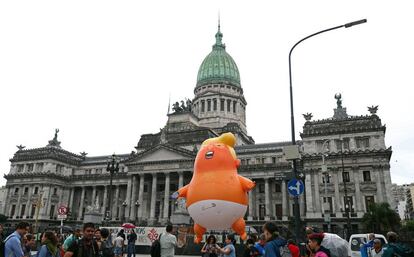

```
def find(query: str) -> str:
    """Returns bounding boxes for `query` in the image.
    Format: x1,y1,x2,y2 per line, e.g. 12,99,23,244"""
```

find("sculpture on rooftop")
368,105,379,115
16,144,26,151
303,113,313,121
172,98,192,113
335,93,342,108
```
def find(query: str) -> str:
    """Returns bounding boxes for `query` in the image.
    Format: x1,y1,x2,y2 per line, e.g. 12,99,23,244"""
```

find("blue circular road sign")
287,179,304,196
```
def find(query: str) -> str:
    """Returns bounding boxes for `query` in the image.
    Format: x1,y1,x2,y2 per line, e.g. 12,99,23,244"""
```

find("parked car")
349,233,387,257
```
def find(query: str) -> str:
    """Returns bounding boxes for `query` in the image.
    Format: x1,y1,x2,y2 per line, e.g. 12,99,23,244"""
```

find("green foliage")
402,220,414,232
362,202,401,232
0,213,7,222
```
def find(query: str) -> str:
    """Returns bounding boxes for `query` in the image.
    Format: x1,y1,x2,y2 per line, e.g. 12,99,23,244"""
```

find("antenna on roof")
218,11,221,32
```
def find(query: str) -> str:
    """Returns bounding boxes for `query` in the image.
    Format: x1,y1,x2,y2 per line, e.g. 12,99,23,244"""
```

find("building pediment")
125,144,195,164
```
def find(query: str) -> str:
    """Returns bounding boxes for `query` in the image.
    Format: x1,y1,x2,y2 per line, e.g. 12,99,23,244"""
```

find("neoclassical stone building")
2,25,393,233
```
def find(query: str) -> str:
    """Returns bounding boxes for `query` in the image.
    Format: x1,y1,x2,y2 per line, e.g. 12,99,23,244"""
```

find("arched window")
233,101,237,113
201,100,205,112
220,99,225,111
227,99,231,112
213,99,217,111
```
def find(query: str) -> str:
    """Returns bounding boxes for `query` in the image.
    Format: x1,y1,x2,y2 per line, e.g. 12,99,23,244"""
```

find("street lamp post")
320,140,331,232
288,18,366,241
106,154,120,223
340,138,352,239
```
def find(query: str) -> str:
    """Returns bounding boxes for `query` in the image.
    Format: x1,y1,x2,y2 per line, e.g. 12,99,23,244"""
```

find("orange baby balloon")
177,132,255,243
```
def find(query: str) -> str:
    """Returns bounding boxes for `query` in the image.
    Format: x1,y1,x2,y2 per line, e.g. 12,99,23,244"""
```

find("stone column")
92,186,97,206
305,172,314,213
41,186,51,218
282,181,288,220
353,168,363,212
16,187,22,219
25,185,33,218
3,187,10,214
178,171,184,189
125,178,132,219
102,186,108,214
163,173,170,221
114,185,120,220
264,178,270,219
78,187,85,220
333,171,341,213
138,174,145,219
149,174,157,222
130,175,138,220
68,188,75,217
313,173,321,214
382,165,394,207
248,189,253,220
375,169,384,203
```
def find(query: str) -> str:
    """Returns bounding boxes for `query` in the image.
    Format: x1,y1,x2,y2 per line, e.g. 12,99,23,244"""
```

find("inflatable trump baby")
174,132,255,243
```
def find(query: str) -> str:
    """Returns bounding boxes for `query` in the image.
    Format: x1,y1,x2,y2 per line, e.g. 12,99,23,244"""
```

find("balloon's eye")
205,151,214,159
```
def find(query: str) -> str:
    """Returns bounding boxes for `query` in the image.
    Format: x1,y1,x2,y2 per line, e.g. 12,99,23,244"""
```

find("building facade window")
24,187,28,195
201,101,205,112
50,205,55,219
259,184,265,193
335,138,350,151
17,165,24,173
233,101,237,113
275,204,282,219
365,195,375,211
34,187,39,195
344,196,354,212
220,99,225,111
356,137,370,148
213,99,217,111
272,157,277,164
322,175,331,183
323,197,333,213
363,171,371,182
227,100,231,112
259,204,266,219
14,188,19,195
31,204,36,217
53,188,58,195
207,99,211,111
20,204,26,217
11,205,16,217
27,164,34,172
275,183,281,193
342,172,350,182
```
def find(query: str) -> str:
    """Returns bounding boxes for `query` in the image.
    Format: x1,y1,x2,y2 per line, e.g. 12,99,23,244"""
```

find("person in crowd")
217,234,236,257
308,233,329,257
23,234,36,257
261,222,287,257
360,233,375,257
201,235,219,257
254,234,266,257
37,231,60,257
99,228,114,257
287,239,300,257
118,229,126,240
113,232,125,257
160,224,177,257
382,231,413,257
370,239,384,257
63,228,81,252
64,223,99,257
127,230,137,257
94,229,102,250
5,221,30,257
305,227,348,257
243,238,260,257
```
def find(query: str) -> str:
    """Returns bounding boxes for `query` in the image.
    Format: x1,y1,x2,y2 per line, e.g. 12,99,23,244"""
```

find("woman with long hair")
37,231,60,257
217,234,236,257
262,222,287,257
201,235,219,257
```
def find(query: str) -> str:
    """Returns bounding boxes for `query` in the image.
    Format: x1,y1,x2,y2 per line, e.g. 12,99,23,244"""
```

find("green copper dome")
196,26,241,87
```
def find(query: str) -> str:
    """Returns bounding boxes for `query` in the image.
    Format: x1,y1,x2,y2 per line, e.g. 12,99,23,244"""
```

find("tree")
362,202,401,233
402,220,414,232
0,213,7,223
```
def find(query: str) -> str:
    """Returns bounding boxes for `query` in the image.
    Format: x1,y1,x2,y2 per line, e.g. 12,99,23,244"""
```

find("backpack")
99,239,114,257
150,233,162,257
279,245,292,257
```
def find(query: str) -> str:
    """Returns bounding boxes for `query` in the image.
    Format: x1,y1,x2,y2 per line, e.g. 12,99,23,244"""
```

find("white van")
349,234,387,257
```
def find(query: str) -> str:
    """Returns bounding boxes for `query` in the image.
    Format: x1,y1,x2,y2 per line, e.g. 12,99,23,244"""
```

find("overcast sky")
1,0,413,186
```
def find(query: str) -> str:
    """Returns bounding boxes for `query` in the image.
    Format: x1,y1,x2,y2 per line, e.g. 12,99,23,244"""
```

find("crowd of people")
1,222,141,257
200,222,413,257
1,221,413,257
